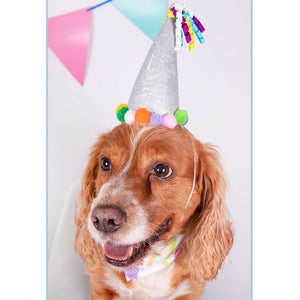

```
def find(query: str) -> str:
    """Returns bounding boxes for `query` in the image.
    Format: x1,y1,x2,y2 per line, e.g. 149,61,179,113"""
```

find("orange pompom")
135,108,151,125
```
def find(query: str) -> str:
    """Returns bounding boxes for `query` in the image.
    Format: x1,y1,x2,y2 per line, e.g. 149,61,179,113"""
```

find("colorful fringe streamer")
168,4,206,51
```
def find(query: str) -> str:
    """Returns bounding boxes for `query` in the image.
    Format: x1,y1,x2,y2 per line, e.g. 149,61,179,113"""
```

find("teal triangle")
112,0,166,40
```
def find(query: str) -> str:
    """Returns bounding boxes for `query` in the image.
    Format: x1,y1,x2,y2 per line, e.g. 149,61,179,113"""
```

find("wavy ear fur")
74,135,107,265
188,141,233,282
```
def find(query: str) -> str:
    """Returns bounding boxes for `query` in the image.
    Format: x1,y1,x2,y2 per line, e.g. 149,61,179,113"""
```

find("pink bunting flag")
48,8,92,86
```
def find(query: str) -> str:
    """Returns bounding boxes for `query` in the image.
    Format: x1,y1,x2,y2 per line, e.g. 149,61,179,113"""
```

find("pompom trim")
116,105,189,129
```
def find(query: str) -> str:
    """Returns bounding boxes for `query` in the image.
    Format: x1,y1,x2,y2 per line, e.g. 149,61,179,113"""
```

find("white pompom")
124,110,136,124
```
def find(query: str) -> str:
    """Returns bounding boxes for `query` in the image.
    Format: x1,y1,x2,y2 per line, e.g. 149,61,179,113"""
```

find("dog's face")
76,123,233,281
86,124,200,267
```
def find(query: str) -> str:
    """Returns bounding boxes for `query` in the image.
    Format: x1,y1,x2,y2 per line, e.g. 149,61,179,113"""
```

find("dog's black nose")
91,205,126,233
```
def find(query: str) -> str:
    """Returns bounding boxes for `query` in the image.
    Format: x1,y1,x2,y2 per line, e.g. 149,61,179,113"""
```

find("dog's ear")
188,140,233,282
74,134,107,265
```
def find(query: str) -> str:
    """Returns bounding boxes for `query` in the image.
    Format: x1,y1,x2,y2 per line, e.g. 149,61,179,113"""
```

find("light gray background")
48,0,251,299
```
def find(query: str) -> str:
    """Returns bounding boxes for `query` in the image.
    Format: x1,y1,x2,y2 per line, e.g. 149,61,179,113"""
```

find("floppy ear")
188,141,233,282
74,134,107,265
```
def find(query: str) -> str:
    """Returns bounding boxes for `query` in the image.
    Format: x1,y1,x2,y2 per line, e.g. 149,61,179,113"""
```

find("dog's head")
75,123,233,281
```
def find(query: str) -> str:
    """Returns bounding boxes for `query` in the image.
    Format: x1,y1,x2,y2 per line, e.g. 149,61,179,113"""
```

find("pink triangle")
48,8,92,86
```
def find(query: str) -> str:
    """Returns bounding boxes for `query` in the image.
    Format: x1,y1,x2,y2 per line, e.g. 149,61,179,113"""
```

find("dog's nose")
91,205,126,233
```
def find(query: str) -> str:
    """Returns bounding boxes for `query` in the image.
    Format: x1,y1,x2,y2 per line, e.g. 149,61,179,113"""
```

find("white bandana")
124,235,183,281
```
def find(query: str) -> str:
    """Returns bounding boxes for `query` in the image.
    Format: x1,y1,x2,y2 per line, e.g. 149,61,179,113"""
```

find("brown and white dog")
75,123,233,299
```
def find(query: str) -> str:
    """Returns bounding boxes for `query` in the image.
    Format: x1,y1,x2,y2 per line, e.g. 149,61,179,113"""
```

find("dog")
75,123,233,299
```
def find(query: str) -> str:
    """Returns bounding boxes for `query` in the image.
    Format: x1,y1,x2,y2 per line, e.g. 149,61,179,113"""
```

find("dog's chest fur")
104,264,190,300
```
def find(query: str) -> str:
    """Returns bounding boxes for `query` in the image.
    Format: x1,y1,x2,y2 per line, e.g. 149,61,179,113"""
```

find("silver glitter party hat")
128,17,179,115
115,5,206,128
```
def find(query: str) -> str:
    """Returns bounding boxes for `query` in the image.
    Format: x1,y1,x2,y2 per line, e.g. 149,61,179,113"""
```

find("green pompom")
174,110,188,125
117,106,129,122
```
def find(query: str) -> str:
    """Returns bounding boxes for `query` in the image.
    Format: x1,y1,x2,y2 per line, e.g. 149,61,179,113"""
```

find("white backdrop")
48,0,251,299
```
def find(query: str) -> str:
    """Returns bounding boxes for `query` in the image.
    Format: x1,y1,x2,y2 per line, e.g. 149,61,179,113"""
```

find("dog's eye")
154,164,173,178
101,157,112,171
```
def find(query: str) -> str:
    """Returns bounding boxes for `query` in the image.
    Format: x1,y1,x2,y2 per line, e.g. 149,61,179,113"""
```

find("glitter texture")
128,17,179,116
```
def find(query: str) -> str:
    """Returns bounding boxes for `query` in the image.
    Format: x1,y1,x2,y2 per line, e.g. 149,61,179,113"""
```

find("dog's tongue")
104,242,133,260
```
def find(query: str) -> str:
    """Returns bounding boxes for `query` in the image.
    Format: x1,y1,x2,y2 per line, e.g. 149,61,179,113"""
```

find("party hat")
129,17,178,117
115,3,206,129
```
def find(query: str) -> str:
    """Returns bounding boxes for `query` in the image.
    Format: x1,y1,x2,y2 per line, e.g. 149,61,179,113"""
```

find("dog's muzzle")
91,205,126,233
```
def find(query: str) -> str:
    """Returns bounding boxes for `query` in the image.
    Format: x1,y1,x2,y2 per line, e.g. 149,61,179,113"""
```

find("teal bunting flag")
112,0,166,40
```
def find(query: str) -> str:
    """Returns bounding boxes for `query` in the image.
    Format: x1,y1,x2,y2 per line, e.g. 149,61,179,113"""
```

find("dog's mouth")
103,218,171,267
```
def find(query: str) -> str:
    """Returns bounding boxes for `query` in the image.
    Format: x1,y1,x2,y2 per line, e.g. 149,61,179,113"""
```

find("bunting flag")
48,0,166,85
48,8,92,86
112,0,166,41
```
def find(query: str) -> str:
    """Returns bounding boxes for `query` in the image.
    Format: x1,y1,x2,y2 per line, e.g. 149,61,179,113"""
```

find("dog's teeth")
128,246,133,257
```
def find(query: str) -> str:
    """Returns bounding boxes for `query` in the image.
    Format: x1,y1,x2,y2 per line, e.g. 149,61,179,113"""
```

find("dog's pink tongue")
104,242,132,260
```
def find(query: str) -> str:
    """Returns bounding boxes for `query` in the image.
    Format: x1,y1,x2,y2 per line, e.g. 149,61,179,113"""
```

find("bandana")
124,235,183,281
